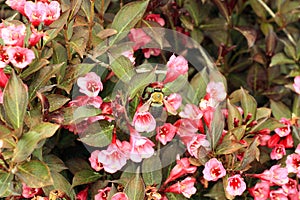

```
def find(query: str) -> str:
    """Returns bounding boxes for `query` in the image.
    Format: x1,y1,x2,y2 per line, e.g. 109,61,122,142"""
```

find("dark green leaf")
165,193,186,200
256,107,271,120
250,118,284,133
16,160,53,188
44,155,68,173
0,171,13,197
216,139,245,155
21,58,50,79
237,138,260,171
68,0,82,20
270,53,295,67
45,172,75,199
207,108,224,151
234,26,257,48
110,0,149,45
128,70,156,99
293,95,300,117
65,158,92,175
227,99,242,130
231,125,246,141
184,0,202,26
72,169,102,187
124,168,145,200
12,122,59,162
270,100,292,119
189,70,208,104
240,88,257,121
46,94,70,112
3,71,28,130
109,55,135,83
78,122,113,147
142,154,162,187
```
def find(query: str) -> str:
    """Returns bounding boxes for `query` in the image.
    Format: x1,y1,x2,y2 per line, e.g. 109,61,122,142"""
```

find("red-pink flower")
97,139,130,173
164,55,188,83
164,156,197,185
164,177,197,198
269,188,288,200
129,129,155,162
293,76,300,94
43,1,60,26
142,48,161,58
145,14,165,26
0,89,3,104
22,183,41,198
128,29,151,51
275,118,291,137
166,93,182,111
296,143,300,154
29,27,44,46
226,174,246,196
205,81,226,106
132,111,156,133
6,46,35,69
286,153,300,177
203,158,226,181
89,150,103,171
156,123,177,145
77,72,103,97
1,24,26,46
0,47,9,68
269,164,289,185
187,134,210,158
111,192,129,200
5,0,26,15
249,181,270,200
122,50,135,64
69,95,103,108
94,187,111,200
282,178,298,195
179,104,203,120
76,187,89,200
24,1,47,26
174,119,198,145
270,144,286,160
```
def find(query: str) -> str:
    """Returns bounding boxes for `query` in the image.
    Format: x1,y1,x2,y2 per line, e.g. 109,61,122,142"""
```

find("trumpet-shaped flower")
77,72,103,97
156,123,177,145
6,46,35,69
24,1,47,26
226,174,246,196
164,177,197,198
132,111,156,133
203,158,226,181
44,1,61,26
164,55,188,83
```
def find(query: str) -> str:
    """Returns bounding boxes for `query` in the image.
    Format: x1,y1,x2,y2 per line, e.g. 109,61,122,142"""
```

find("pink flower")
174,119,198,145
179,104,203,120
76,187,89,200
29,27,44,46
270,144,286,160
43,1,60,26
142,48,161,58
164,156,197,185
94,187,111,200
77,72,103,97
128,29,151,51
203,158,226,181
205,81,226,106
164,177,197,198
275,118,291,137
269,188,288,200
5,0,26,15
129,128,155,162
6,46,35,69
0,89,3,104
22,183,41,198
293,76,300,94
269,165,289,185
166,93,182,111
89,150,103,171
97,139,130,173
145,14,165,26
226,174,246,196
164,55,188,83
249,181,270,200
286,153,300,176
0,47,9,68
0,69,9,88
1,24,26,46
111,192,129,200
156,123,177,145
187,134,210,158
24,1,47,26
296,143,300,154
282,178,298,195
122,50,135,64
69,95,103,108
132,111,156,133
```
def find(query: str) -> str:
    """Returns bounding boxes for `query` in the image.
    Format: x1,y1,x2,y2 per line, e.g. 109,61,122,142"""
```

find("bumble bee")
139,82,177,119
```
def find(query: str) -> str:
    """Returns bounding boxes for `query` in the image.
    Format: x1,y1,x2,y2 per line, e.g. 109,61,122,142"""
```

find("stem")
87,0,95,49
256,0,296,46
99,0,104,27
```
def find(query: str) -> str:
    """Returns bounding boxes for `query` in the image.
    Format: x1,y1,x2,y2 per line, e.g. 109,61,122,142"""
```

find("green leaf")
46,94,70,112
0,171,13,197
78,122,113,147
227,99,242,130
250,118,284,133
28,63,64,100
216,139,245,155
128,70,156,99
184,0,202,26
68,0,82,20
240,88,257,121
21,58,50,79
270,53,295,67
231,125,246,141
110,0,149,45
58,63,96,94
270,100,292,119
207,108,225,151
256,107,271,120
69,37,87,58
237,138,260,171
124,169,145,200
65,158,92,175
234,26,257,48
73,106,101,122
203,180,225,199
44,155,68,173
109,55,135,83
189,70,208,104
293,95,300,117
12,122,59,162
3,71,28,130
249,0,266,19
142,154,162,187
165,193,186,200
72,169,102,187
16,160,53,188
45,172,75,199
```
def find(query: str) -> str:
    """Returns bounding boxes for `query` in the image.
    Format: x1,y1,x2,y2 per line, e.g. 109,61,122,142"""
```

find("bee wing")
138,99,152,112
163,99,177,115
